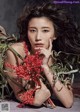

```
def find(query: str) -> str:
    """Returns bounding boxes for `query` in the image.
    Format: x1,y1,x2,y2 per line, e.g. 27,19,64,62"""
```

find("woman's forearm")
16,79,51,106
42,64,74,108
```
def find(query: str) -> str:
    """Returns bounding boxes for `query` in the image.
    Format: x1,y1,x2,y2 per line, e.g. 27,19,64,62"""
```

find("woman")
4,3,80,108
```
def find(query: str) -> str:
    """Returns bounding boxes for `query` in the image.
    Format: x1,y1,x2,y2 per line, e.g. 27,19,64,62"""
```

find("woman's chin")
34,49,40,54
34,47,41,51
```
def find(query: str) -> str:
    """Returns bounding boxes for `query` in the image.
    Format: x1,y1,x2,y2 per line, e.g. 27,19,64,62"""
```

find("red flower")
5,42,55,108
5,42,43,106
17,89,35,107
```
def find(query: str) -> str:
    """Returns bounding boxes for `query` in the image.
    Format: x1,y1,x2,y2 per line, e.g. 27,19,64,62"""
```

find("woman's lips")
34,43,44,51
35,43,44,47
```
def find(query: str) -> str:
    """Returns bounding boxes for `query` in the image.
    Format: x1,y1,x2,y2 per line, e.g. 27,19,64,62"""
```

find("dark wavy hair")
17,3,80,54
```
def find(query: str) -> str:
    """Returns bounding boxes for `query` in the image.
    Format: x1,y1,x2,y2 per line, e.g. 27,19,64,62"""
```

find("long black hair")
17,2,80,54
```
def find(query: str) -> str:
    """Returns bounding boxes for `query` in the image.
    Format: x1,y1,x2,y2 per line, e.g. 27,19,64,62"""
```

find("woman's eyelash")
43,30,49,32
30,29,36,32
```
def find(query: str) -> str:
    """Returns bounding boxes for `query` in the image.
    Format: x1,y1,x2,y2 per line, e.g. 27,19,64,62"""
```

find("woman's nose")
35,32,42,41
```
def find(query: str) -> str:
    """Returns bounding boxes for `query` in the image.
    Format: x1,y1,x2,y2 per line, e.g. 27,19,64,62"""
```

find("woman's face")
28,17,56,53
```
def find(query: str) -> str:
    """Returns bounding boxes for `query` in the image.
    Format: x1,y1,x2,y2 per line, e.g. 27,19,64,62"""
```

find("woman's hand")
39,39,52,65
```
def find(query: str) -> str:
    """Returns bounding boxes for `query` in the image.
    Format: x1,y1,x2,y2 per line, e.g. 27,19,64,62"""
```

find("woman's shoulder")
7,42,26,59
10,42,24,50
9,42,26,52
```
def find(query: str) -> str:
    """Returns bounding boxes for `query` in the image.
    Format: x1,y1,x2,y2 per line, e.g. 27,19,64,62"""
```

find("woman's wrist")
41,64,59,88
41,64,49,68
41,64,55,86
42,66,63,91
41,64,50,75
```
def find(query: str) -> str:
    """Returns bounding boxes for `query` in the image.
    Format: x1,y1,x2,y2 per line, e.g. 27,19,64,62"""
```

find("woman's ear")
53,37,57,40
51,37,57,41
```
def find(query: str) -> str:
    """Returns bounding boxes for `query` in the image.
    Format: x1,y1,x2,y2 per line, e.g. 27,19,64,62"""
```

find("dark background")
0,0,80,35
0,0,80,83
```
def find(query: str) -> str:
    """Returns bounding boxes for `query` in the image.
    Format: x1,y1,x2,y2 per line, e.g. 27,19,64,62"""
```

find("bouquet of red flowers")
5,42,55,108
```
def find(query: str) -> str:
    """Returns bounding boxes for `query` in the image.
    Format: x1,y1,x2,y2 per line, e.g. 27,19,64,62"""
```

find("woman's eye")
43,30,49,32
29,29,36,32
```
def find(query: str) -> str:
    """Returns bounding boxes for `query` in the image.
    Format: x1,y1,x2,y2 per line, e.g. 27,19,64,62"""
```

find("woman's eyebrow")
28,27,36,29
42,27,50,29
28,27,50,29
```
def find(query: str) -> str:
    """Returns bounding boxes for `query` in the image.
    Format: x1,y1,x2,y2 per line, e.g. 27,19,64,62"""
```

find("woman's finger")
39,48,46,55
49,39,52,51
